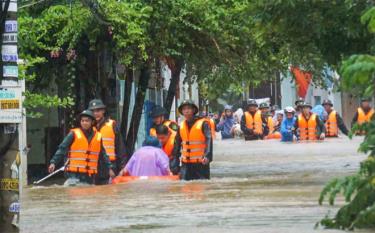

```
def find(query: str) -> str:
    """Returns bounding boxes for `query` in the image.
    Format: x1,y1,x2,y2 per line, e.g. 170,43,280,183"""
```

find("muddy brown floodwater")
21,137,373,233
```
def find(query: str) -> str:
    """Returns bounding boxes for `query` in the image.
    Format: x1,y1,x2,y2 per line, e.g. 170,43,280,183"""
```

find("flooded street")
21,137,370,233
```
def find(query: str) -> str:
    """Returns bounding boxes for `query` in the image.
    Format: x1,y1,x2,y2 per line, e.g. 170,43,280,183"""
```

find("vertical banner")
0,0,22,232
290,66,312,99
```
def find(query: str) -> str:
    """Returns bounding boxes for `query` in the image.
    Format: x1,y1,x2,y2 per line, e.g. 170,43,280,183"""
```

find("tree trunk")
125,65,150,156
120,68,133,140
164,59,184,116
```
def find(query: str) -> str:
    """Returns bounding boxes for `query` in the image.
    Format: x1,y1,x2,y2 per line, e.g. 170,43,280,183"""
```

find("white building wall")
162,64,199,123
280,72,297,109
333,91,342,116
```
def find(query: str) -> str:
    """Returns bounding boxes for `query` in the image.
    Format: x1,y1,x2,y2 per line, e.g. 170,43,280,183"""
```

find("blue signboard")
2,45,18,62
4,20,17,33
2,54,18,62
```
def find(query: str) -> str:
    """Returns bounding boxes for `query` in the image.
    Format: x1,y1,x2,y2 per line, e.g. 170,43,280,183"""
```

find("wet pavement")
21,137,371,233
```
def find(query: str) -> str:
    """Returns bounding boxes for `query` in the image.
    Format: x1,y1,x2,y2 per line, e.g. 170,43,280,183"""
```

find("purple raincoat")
125,146,170,176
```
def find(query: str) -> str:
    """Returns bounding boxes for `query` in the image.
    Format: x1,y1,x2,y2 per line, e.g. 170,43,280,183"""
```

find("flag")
291,67,312,98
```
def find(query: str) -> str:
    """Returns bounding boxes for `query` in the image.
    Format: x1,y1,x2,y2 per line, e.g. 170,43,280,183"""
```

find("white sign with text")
0,86,23,123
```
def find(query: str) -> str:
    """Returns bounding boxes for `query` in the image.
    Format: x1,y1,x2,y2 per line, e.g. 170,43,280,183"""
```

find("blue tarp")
311,105,327,121
144,100,155,136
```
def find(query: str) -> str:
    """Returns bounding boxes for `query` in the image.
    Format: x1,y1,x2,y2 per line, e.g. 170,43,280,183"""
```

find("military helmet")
79,109,95,120
301,102,312,109
151,105,167,118
259,102,270,109
246,99,258,107
178,100,199,115
295,97,304,106
88,99,106,110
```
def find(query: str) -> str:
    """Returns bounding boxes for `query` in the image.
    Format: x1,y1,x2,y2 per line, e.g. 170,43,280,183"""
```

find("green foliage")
318,160,375,229
17,0,374,122
23,91,74,118
19,3,94,52
18,2,100,118
186,0,372,99
17,55,74,117
341,55,375,97
18,55,46,82
247,0,372,81
362,7,375,33
97,0,152,65
318,6,375,230
19,0,373,113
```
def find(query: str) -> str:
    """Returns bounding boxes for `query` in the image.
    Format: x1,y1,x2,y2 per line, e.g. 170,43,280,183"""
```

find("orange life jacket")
357,108,374,125
162,131,176,160
66,128,101,176
267,116,274,133
325,111,338,137
244,110,263,134
150,120,176,137
179,118,207,164
298,113,317,140
98,119,116,162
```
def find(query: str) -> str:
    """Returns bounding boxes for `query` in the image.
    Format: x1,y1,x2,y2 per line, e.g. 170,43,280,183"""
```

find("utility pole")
0,0,24,232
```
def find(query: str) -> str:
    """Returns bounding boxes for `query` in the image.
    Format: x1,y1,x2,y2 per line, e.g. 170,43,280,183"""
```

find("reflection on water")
21,137,371,233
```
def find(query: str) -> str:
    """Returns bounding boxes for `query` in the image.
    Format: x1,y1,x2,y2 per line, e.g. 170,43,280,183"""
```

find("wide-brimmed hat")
178,100,199,115
259,102,270,109
295,97,304,106
79,110,95,120
88,99,106,110
246,99,258,107
151,105,167,118
301,102,312,109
